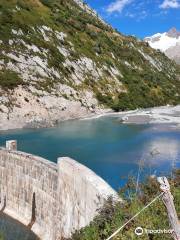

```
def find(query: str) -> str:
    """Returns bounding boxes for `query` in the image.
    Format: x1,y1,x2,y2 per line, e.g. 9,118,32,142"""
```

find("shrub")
71,170,180,240
96,92,113,106
0,69,24,89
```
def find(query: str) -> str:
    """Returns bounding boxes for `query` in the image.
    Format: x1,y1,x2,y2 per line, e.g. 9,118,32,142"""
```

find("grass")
0,69,24,89
71,169,180,240
0,0,180,110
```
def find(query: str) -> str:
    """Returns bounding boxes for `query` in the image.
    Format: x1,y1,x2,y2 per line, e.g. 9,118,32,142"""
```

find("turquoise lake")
0,115,180,190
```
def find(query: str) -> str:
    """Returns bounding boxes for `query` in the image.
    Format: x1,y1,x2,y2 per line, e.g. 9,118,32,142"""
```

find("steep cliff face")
0,0,180,129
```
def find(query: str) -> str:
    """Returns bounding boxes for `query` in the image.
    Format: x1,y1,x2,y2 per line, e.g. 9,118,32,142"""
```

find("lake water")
0,115,180,190
0,115,180,239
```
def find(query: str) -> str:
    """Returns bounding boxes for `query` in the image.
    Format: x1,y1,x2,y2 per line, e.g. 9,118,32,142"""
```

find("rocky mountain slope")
0,0,180,130
145,28,180,64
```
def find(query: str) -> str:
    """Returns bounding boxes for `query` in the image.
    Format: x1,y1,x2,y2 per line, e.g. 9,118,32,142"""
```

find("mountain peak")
144,28,180,64
167,27,180,38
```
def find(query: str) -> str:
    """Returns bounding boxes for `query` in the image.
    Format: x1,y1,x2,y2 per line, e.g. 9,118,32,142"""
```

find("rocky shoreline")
0,106,108,131
120,105,180,124
1,97,180,131
82,105,180,125
0,85,109,131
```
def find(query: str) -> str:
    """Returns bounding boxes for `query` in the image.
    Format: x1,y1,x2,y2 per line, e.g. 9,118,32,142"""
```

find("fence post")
157,177,180,240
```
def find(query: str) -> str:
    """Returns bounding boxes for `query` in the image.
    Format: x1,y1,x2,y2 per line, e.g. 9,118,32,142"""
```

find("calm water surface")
0,116,180,190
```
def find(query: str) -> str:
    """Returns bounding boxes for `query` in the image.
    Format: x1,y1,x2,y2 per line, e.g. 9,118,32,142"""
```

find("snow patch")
145,32,180,52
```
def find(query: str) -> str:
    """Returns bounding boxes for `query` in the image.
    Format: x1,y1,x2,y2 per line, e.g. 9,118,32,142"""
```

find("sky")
85,0,180,39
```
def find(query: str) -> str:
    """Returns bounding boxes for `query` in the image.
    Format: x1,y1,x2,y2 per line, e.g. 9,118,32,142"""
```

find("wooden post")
157,177,180,240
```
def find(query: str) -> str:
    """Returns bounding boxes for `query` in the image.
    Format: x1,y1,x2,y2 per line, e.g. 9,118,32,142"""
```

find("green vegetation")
0,69,24,89
110,68,180,111
71,169,180,240
0,0,180,109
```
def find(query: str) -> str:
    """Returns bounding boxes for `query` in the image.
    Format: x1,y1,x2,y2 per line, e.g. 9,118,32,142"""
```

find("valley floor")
82,105,180,126
119,105,180,125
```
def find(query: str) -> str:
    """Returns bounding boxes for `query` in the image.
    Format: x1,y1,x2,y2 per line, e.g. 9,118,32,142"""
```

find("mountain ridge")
0,0,180,130
145,27,180,64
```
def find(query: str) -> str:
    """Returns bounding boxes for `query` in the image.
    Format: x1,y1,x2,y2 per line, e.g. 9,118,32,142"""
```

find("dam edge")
0,140,119,240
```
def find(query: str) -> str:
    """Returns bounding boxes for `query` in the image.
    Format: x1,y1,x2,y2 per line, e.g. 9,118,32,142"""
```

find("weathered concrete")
0,141,119,240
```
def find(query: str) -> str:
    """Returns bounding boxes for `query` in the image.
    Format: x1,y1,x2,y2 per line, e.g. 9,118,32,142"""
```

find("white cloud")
106,0,133,13
159,0,180,9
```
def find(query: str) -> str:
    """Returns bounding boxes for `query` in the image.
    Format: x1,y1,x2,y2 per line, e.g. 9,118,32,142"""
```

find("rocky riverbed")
82,105,180,125
120,105,180,125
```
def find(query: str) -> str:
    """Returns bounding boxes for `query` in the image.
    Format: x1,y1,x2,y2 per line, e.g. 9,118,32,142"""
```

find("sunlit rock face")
0,1,180,131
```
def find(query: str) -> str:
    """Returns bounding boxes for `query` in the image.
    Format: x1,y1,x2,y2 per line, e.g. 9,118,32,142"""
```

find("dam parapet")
0,140,119,240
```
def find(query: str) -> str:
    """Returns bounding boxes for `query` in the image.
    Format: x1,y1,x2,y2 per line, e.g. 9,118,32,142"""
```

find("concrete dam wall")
0,141,118,240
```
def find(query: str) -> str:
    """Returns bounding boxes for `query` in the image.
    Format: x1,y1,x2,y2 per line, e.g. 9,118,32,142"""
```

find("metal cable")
105,192,164,240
